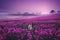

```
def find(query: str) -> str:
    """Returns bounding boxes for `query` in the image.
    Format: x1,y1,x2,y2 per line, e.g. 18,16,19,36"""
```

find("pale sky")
0,0,60,14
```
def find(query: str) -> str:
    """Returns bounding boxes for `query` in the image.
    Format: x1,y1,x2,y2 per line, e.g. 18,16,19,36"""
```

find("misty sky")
0,0,60,14
0,0,60,20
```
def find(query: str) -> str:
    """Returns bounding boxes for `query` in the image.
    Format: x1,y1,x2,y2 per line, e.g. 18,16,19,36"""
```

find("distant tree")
22,12,36,16
57,11,60,14
50,10,56,14
17,12,21,14
24,12,29,14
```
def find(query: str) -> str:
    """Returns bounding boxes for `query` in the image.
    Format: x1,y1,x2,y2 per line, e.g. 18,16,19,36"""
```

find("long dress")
28,24,33,30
